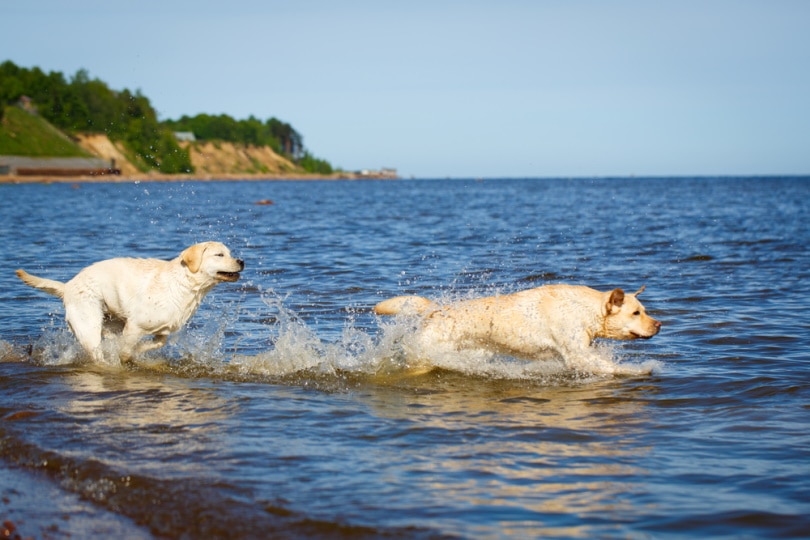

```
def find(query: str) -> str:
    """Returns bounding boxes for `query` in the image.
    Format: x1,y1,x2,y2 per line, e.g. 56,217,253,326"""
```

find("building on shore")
357,167,398,179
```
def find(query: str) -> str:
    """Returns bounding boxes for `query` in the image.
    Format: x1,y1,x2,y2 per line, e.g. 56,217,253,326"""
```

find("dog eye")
215,253,224,257
633,310,641,316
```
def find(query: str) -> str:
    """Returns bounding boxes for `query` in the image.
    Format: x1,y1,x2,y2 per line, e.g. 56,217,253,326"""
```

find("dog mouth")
216,271,241,282
630,331,655,339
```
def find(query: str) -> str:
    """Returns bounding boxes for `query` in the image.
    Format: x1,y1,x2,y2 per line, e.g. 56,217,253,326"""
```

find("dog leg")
134,334,168,356
556,338,617,375
119,327,170,362
65,302,105,363
563,348,651,377
119,324,149,363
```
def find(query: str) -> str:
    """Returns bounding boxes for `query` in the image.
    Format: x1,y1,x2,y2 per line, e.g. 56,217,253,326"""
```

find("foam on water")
1,289,663,383
220,289,662,382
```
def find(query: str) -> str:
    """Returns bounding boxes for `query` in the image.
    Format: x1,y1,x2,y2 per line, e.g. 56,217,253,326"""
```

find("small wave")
224,291,664,383
677,254,714,262
223,292,661,383
0,327,87,366
2,290,663,385
0,425,440,539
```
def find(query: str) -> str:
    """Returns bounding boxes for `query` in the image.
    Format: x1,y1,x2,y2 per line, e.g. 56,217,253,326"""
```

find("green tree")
119,90,192,173
298,151,334,174
266,118,303,158
0,61,193,173
0,61,26,103
164,112,310,161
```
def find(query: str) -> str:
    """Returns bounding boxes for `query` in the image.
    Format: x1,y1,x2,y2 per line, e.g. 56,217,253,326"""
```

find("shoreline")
0,463,151,539
0,171,399,184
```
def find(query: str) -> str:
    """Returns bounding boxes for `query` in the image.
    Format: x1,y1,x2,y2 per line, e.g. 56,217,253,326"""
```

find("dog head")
180,242,244,283
601,285,661,340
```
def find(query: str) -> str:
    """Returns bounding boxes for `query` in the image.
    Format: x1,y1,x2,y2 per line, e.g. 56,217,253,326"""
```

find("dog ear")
605,288,625,315
633,285,646,296
181,243,207,273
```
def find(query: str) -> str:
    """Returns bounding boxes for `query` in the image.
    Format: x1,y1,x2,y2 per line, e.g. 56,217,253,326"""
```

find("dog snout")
236,259,245,270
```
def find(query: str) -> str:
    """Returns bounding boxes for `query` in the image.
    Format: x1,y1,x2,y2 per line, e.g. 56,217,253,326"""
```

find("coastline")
0,171,398,184
0,463,151,539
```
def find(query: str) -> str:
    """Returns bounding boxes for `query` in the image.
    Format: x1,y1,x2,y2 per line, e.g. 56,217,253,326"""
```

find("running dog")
374,284,661,373
16,241,244,363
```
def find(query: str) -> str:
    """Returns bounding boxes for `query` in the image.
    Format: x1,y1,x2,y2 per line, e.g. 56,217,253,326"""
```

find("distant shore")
0,171,399,184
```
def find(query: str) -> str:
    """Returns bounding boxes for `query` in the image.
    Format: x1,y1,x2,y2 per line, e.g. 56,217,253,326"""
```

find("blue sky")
2,0,809,178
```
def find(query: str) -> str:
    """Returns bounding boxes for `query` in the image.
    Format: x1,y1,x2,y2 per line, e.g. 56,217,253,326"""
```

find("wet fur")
17,241,244,363
374,284,661,374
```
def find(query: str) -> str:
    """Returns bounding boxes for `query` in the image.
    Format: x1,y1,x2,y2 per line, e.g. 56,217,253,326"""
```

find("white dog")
374,284,661,374
17,241,244,363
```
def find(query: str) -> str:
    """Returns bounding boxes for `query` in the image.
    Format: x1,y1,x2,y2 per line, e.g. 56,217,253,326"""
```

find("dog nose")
654,320,662,328
237,259,245,270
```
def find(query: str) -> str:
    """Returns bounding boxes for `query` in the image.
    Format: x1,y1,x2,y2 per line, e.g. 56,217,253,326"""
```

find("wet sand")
1,465,151,539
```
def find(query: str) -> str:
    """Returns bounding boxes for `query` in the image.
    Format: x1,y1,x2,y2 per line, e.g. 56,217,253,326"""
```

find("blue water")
1,177,808,538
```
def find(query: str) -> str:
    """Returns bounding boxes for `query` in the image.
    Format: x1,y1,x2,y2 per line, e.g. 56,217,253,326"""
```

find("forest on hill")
0,60,333,174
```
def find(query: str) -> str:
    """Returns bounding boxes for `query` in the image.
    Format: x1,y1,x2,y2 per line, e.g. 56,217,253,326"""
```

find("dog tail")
373,295,435,316
16,269,66,299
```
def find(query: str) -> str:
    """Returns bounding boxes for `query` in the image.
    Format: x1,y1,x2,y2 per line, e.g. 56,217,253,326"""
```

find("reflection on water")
0,356,660,539
353,377,655,538
57,368,238,475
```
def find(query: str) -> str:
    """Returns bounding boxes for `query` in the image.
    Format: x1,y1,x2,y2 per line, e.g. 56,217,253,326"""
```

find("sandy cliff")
6,132,390,183
73,134,300,177
73,133,140,175
180,140,298,176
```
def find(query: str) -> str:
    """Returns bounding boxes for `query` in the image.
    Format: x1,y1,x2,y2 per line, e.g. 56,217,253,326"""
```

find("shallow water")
1,177,808,538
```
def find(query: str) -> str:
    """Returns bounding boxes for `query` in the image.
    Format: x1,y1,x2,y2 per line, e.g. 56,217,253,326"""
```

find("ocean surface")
0,177,808,539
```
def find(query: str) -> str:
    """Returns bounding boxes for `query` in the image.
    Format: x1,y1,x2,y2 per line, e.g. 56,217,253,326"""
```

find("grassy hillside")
0,106,90,157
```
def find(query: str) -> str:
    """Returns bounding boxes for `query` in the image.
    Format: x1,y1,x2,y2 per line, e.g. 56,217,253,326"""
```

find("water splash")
223,290,662,383
3,289,662,383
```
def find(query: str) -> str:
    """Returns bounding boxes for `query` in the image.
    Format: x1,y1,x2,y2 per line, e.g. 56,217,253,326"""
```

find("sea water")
0,177,808,538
